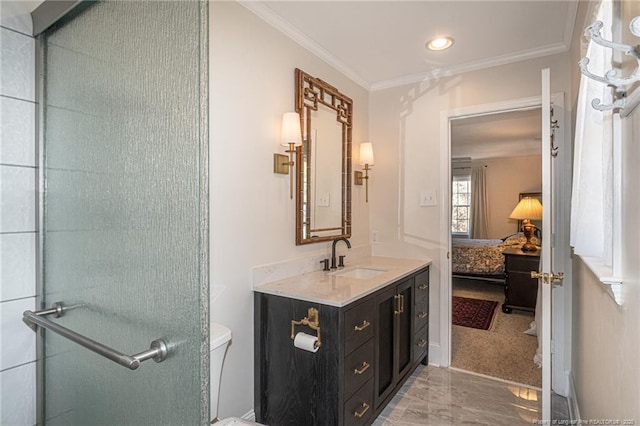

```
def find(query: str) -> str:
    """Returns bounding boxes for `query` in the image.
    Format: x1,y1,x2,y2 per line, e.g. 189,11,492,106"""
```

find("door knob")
531,271,548,282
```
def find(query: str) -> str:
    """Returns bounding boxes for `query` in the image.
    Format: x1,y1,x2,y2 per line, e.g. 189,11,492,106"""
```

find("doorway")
449,108,543,387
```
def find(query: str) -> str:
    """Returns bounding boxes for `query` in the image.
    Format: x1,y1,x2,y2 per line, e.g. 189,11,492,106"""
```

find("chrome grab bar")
23,302,168,370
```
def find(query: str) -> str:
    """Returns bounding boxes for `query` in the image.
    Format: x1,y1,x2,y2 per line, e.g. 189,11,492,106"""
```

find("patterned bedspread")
452,233,538,276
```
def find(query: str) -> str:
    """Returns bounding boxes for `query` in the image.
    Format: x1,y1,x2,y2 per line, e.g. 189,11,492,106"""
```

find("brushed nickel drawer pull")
417,311,428,319
354,402,370,418
354,361,370,375
354,320,370,331
394,294,401,314
417,339,427,348
418,284,428,290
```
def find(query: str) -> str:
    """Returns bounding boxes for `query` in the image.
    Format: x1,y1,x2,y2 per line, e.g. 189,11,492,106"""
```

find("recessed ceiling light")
426,36,454,51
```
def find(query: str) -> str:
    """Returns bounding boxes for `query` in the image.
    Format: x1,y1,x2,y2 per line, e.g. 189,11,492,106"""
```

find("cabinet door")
374,277,415,409
395,279,413,381
374,286,396,406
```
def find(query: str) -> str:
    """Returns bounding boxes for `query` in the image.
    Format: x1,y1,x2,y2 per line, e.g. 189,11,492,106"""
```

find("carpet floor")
451,278,542,388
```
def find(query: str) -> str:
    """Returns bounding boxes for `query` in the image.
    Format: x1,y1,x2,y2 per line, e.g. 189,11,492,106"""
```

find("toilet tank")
211,323,232,421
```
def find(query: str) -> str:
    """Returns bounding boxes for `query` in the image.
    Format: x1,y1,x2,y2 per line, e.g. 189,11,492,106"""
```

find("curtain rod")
452,165,487,169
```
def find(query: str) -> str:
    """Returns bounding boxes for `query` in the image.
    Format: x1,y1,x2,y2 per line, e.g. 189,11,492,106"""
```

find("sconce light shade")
359,142,375,166
281,112,302,147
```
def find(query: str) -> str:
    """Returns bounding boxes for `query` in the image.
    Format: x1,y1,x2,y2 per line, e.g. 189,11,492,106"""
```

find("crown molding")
239,1,371,90
370,42,570,91
240,0,576,93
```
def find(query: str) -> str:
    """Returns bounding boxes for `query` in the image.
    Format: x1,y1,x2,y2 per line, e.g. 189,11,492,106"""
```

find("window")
452,175,471,235
571,0,623,302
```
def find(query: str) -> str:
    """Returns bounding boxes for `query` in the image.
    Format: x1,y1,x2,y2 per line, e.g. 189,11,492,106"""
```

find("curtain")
570,0,613,264
470,166,488,239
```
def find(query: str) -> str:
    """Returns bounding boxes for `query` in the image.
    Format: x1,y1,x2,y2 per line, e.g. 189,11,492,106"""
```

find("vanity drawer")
344,298,375,355
344,378,374,426
414,296,429,333
413,325,429,364
414,269,429,302
344,338,374,399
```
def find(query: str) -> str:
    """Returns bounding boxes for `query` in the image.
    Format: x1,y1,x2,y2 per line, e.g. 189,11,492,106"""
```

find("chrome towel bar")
23,302,168,370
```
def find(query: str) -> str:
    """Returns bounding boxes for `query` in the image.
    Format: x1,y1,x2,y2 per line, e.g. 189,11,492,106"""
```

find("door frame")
438,92,571,395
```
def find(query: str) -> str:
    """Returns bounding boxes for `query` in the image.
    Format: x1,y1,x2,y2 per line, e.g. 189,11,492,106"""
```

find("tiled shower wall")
0,7,37,426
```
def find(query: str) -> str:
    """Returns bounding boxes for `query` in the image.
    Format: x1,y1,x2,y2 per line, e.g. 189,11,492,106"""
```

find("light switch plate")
420,190,437,206
317,193,330,207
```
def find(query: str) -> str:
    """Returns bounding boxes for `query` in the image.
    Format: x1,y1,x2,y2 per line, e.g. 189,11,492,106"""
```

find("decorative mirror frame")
295,68,352,245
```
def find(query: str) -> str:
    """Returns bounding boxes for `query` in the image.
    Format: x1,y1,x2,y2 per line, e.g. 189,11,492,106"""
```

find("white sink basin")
332,267,387,279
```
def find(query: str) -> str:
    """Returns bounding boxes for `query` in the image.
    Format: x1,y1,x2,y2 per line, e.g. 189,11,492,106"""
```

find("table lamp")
508,197,543,251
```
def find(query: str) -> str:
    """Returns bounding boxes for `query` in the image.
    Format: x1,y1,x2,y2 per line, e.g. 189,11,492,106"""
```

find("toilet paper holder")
290,307,322,349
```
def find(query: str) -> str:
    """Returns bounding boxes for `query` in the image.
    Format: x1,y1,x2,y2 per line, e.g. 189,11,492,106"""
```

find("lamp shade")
359,142,375,166
509,197,543,220
281,112,302,147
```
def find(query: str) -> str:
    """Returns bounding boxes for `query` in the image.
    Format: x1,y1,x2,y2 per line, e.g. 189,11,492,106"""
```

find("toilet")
211,323,262,425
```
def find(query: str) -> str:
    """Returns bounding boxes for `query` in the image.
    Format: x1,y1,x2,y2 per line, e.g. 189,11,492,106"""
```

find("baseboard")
241,409,256,421
567,372,581,421
428,342,441,366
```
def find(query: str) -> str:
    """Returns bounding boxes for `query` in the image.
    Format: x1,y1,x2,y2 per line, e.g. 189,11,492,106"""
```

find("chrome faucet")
331,237,351,269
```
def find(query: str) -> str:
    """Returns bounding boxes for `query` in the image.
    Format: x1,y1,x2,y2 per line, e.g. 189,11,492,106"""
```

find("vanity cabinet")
254,266,430,426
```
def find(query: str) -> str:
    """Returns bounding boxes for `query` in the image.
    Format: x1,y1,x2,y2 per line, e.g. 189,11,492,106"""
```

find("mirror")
295,69,352,245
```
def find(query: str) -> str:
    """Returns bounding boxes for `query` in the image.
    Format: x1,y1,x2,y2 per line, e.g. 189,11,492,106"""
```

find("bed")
451,233,537,284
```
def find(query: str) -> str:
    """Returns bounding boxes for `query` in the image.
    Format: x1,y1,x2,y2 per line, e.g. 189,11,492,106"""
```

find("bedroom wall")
369,52,572,368
479,156,542,239
569,0,640,420
210,2,370,418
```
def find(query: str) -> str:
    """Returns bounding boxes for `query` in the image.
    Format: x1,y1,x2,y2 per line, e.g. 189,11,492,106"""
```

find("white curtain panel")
570,0,613,264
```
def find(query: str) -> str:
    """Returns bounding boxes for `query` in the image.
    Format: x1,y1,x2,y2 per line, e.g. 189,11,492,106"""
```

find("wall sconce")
355,142,374,203
274,112,302,199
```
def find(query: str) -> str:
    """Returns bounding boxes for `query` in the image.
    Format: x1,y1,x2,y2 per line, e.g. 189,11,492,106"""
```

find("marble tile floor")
373,366,569,425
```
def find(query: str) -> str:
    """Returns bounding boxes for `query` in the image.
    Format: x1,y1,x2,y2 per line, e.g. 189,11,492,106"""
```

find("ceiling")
244,1,578,91
450,108,542,160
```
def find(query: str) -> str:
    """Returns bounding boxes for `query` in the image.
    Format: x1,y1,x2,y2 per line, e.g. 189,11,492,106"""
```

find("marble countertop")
253,256,432,307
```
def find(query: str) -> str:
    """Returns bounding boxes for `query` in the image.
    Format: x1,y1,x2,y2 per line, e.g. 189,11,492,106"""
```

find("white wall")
480,156,542,239
369,53,572,365
0,4,37,425
209,2,370,418
570,0,640,420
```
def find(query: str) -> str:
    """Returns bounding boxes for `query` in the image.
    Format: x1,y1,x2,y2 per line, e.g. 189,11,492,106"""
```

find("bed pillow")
501,232,541,247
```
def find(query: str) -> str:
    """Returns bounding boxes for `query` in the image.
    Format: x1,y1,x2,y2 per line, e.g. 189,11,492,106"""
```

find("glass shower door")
37,1,208,424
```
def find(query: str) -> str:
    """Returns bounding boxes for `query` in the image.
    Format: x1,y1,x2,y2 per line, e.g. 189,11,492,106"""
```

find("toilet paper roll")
293,332,319,353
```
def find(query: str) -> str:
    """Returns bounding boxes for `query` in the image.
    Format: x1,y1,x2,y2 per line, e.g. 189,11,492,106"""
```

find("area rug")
452,296,498,330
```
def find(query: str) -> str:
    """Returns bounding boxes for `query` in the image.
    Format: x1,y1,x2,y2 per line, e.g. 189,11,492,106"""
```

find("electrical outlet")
420,190,437,206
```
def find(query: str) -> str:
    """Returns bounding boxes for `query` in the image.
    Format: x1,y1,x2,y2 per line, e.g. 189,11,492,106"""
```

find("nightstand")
502,247,540,313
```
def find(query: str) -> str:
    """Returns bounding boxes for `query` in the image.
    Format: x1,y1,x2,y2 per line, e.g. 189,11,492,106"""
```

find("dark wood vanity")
254,265,429,426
